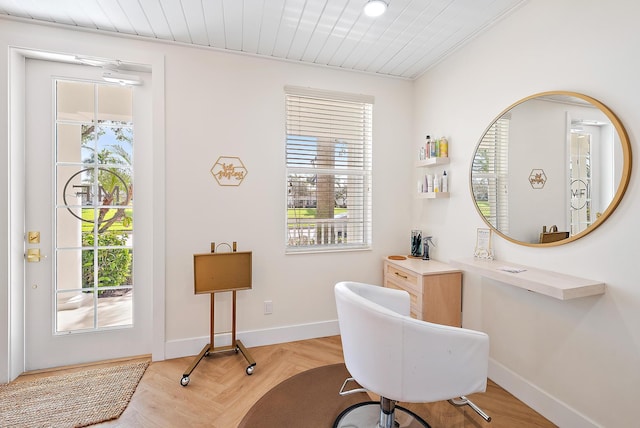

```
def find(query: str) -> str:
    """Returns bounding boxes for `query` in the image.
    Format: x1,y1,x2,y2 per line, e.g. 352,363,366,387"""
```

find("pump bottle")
425,135,432,159
422,236,435,261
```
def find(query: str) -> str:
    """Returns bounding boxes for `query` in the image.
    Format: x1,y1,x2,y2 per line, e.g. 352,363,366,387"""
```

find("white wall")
160,42,413,347
0,19,413,380
413,1,640,427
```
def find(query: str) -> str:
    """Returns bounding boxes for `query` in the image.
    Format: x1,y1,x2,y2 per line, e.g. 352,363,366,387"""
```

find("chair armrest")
337,281,410,316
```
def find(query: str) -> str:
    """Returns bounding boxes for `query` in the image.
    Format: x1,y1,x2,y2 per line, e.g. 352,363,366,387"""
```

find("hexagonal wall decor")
529,169,547,189
210,156,248,186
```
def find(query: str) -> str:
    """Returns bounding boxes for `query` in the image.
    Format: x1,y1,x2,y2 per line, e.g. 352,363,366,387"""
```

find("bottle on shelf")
442,170,448,192
429,136,436,158
440,137,448,157
425,135,432,159
433,173,440,192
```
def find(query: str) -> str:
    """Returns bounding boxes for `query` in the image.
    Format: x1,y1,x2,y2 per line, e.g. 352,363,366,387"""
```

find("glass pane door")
56,80,134,333
569,132,592,235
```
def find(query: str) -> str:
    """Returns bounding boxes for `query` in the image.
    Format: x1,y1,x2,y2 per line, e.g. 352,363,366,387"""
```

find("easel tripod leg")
236,339,256,375
180,343,211,386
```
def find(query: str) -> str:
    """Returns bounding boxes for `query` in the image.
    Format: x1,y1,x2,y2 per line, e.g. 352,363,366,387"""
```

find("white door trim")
3,47,166,382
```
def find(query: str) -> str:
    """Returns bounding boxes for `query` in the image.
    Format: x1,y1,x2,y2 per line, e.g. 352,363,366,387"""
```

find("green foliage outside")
82,232,132,290
287,208,348,230
477,201,490,217
287,208,347,219
81,208,133,232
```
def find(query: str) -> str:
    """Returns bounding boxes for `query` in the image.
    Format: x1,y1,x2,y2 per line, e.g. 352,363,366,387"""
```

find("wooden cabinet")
383,258,461,327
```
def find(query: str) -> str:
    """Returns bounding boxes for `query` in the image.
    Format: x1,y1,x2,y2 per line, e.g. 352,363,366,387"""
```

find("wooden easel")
180,244,255,386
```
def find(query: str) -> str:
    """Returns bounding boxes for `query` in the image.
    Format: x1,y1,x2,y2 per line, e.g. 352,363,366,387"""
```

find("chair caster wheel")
246,365,255,375
180,375,190,386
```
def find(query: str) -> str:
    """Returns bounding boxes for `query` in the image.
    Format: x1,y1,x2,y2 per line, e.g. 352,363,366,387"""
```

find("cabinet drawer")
385,263,419,289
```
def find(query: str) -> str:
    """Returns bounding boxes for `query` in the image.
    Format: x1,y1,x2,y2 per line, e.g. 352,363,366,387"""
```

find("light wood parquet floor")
19,335,556,427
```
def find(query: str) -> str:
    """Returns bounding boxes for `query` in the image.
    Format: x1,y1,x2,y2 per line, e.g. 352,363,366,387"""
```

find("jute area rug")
238,363,368,428
0,360,149,428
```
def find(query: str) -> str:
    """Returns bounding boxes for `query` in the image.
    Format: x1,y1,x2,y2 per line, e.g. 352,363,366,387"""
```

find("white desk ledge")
451,258,605,300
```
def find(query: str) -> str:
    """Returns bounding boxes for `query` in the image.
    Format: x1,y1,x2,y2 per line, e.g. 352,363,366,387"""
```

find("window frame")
285,86,373,254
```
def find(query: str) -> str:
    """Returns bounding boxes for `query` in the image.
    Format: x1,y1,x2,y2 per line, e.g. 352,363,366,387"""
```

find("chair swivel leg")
379,397,397,428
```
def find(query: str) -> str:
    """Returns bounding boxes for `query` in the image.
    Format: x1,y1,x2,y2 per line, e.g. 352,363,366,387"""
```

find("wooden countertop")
384,257,460,276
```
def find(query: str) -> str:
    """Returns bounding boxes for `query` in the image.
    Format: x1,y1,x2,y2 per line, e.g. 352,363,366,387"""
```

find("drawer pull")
394,272,408,280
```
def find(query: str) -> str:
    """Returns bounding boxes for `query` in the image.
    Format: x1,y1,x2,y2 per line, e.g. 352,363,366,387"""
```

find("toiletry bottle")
429,137,436,158
425,135,432,159
435,138,440,157
433,173,440,192
422,236,435,261
427,174,433,192
442,170,448,192
440,137,448,157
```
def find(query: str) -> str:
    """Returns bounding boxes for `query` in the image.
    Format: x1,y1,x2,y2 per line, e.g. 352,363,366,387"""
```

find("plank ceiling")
0,0,527,79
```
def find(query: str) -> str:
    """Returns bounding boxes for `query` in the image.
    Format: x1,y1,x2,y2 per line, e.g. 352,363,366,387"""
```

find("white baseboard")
164,319,340,360
489,359,601,428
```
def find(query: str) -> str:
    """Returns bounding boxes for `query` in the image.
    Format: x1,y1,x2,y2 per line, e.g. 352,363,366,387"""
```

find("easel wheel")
180,375,190,386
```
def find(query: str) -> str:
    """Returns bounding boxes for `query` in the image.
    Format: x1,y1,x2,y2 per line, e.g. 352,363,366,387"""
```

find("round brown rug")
238,363,368,428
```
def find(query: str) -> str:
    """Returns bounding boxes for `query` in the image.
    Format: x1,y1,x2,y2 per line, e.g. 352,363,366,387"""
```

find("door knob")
26,248,45,262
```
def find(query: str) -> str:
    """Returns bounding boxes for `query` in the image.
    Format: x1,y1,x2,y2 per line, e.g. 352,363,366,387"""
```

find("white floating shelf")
415,157,450,168
451,258,605,300
418,192,449,199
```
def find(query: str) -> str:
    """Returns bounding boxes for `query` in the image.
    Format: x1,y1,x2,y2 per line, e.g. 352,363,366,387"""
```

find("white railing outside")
287,218,348,246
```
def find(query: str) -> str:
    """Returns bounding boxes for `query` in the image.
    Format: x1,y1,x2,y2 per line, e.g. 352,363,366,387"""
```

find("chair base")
333,401,431,428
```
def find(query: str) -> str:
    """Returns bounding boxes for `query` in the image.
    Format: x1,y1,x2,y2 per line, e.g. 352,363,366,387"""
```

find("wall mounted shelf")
416,157,450,197
451,258,605,300
418,192,449,199
415,157,450,167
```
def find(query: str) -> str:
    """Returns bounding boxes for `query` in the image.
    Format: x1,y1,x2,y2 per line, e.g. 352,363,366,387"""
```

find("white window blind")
471,117,509,233
285,86,373,253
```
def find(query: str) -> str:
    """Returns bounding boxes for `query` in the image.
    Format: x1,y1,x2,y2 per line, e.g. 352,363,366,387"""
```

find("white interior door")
24,59,152,370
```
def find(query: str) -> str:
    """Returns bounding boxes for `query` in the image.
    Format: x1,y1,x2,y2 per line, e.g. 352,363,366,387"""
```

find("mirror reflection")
471,91,631,246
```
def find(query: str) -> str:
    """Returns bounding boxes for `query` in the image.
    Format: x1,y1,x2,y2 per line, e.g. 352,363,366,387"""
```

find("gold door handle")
26,248,45,262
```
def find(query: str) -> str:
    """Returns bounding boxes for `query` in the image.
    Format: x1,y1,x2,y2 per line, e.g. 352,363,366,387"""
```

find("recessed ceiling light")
364,0,388,17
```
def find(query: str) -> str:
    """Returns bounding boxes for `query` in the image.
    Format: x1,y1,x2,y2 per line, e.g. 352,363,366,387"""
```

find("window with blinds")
285,86,373,253
471,117,509,233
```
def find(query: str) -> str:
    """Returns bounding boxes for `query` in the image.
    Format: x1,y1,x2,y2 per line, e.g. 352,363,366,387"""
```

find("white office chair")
334,281,491,428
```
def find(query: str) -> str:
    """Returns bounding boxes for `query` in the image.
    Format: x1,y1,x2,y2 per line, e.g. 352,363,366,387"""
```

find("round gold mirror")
470,91,632,246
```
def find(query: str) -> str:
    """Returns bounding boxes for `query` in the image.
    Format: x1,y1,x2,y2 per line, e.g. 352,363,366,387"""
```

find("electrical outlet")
264,300,273,315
